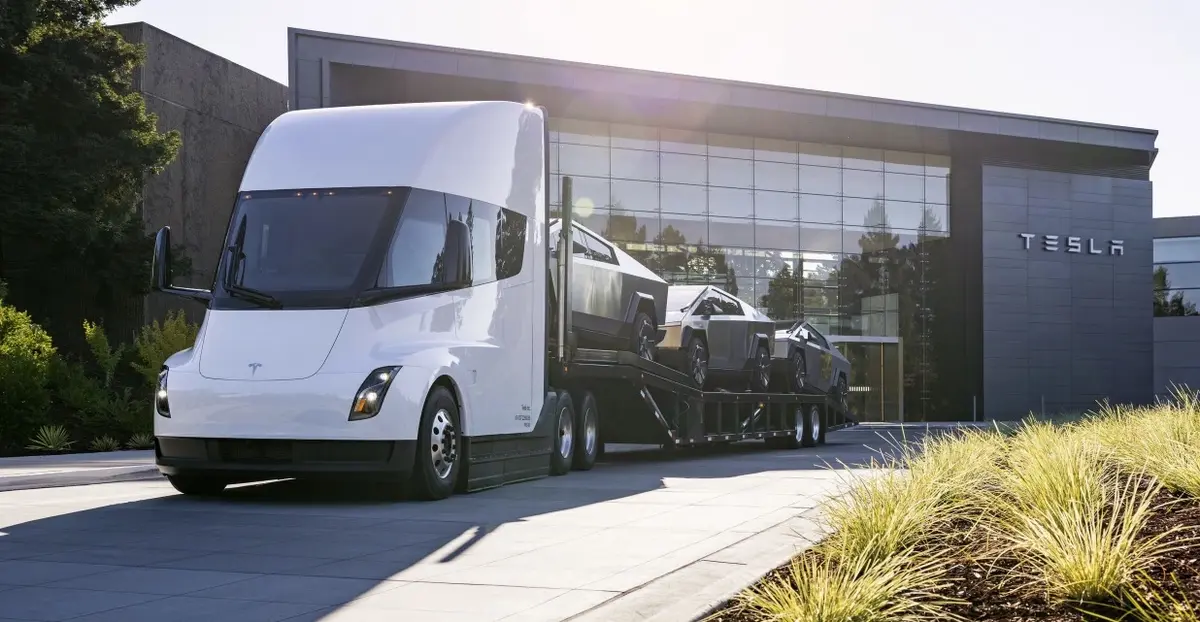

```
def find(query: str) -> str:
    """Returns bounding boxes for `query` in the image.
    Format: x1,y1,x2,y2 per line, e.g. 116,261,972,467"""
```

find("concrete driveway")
0,429,908,622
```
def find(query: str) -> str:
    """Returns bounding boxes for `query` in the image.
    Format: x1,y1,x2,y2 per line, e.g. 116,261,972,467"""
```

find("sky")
104,0,1198,218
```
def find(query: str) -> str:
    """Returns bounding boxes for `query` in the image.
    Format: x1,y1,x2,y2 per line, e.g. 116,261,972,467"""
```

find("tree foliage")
0,0,180,350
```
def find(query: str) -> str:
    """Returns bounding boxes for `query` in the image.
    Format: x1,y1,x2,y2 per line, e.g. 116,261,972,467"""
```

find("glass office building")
546,119,952,422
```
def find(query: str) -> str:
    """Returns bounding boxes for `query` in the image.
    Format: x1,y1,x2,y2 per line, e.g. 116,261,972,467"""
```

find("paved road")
0,429,911,622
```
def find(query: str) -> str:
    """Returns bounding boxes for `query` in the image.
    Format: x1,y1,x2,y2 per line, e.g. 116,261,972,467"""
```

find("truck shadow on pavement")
0,430,919,622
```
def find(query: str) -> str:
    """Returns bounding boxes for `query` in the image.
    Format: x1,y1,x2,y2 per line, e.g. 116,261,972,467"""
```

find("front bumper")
155,437,416,482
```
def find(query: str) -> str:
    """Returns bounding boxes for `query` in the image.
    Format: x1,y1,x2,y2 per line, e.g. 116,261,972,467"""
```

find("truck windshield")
214,188,397,309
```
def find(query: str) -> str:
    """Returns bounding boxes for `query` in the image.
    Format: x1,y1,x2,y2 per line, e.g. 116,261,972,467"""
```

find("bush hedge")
0,289,199,455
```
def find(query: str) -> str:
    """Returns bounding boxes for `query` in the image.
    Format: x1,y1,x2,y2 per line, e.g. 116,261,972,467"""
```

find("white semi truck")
148,101,855,501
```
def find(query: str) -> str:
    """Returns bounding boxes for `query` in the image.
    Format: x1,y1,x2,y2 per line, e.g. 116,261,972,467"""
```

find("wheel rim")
638,323,655,361
584,406,597,456
757,350,770,389
809,406,821,443
430,408,457,480
691,347,708,386
558,405,574,459
793,355,805,390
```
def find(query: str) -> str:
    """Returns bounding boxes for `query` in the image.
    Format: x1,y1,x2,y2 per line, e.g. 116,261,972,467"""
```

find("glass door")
833,338,903,422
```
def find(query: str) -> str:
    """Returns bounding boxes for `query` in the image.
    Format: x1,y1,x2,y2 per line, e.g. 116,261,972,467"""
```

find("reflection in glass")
559,143,609,176
661,152,707,185
709,156,753,188
709,186,753,218
1154,237,1200,264
843,169,884,199
611,148,659,181
755,190,798,221
611,179,658,213
884,172,925,203
799,193,841,224
661,183,707,216
709,216,754,247
798,165,842,196
754,160,798,192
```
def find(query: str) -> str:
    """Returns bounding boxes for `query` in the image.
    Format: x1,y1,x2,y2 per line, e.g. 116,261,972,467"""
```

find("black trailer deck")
552,348,858,448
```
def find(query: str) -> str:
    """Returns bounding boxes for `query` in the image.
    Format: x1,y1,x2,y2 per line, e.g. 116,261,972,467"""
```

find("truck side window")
377,188,448,288
495,207,526,280
466,199,498,285
712,291,743,315
580,230,619,265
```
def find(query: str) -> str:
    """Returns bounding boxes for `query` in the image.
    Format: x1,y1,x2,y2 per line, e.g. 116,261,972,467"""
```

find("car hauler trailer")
148,101,857,501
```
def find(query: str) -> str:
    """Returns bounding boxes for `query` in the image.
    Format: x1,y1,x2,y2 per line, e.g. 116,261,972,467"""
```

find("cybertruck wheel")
631,311,657,362
750,344,771,393
686,337,709,389
167,474,227,496
410,386,461,501
836,376,849,411
789,351,808,393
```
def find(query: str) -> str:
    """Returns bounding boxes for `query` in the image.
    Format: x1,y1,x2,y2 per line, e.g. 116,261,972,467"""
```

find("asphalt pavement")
0,429,912,622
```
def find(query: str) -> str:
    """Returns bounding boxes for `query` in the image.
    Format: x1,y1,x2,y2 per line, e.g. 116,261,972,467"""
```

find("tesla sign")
1019,233,1123,256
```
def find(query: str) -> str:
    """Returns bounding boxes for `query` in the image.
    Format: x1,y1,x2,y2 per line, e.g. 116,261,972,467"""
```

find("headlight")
348,366,402,421
155,367,170,417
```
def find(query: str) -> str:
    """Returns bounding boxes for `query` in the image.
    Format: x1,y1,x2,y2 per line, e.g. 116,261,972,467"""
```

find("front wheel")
167,474,227,496
836,376,849,411
750,344,771,392
686,337,709,389
789,351,808,393
631,311,657,362
409,386,461,501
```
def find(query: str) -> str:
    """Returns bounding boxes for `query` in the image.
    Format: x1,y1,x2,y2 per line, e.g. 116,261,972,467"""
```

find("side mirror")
151,226,212,304
442,219,473,285
152,226,172,292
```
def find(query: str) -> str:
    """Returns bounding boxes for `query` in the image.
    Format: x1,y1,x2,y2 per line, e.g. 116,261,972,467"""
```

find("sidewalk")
0,449,159,492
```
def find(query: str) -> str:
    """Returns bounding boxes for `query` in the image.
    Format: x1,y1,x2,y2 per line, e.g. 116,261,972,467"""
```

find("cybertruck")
654,285,776,391
773,319,851,407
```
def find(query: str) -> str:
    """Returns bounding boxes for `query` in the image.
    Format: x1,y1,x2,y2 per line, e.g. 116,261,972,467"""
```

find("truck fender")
622,293,658,331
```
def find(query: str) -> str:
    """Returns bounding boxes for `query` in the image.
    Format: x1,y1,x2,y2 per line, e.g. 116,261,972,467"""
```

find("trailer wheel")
573,391,600,471
410,386,461,501
802,404,823,448
550,392,575,476
167,474,227,496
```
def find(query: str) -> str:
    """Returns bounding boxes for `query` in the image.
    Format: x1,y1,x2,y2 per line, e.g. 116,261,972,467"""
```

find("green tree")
0,0,181,351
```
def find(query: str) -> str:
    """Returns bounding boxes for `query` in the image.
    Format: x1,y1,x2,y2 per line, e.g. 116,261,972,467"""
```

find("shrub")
89,435,122,452
127,432,155,449
26,424,73,452
132,310,199,389
0,301,56,451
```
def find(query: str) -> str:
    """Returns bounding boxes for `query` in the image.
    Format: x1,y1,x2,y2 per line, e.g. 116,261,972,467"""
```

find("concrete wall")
114,22,288,328
981,165,1154,418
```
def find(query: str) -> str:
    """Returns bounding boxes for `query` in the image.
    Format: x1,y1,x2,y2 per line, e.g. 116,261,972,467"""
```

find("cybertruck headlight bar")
348,366,403,421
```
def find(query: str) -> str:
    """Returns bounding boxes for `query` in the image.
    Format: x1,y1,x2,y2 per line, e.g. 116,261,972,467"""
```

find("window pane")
1156,288,1200,317
659,128,707,155
708,133,754,159
921,203,949,233
1156,263,1200,289
551,118,608,146
709,216,754,247
798,165,841,196
883,151,925,174
559,143,609,176
804,287,839,314
378,189,446,288
797,142,841,167
611,148,659,181
798,193,841,225
709,186,753,218
755,160,798,192
842,146,884,171
883,200,928,230
662,183,707,215
844,225,902,254
844,169,884,199
1154,237,1200,263
496,207,527,280
611,179,658,213
925,175,948,205
569,176,610,210
709,156,753,188
755,219,798,251
550,173,561,205
884,172,925,202
755,190,798,221
661,152,707,184
925,154,951,177
468,200,498,284
843,197,886,228
798,223,844,253
610,124,658,151
605,210,659,244
754,137,798,163
574,208,609,238
658,212,707,246
549,143,559,174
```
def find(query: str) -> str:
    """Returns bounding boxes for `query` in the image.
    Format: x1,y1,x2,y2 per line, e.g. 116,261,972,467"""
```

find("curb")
0,465,162,492
567,507,832,622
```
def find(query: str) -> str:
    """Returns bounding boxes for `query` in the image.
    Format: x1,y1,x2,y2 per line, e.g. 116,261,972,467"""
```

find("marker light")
349,366,402,421
155,367,171,417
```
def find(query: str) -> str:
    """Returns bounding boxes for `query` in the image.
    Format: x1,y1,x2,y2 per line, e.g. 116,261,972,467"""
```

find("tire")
770,407,806,450
550,391,575,476
409,386,461,501
835,376,849,411
686,337,709,389
789,350,807,394
573,391,599,471
801,404,822,448
631,311,657,362
750,343,771,393
167,474,227,496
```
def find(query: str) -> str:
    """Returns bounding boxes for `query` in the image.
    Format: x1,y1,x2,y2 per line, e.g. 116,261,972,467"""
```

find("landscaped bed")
707,391,1200,622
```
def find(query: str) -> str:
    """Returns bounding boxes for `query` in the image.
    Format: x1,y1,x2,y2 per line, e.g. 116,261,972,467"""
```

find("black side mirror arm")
152,226,213,304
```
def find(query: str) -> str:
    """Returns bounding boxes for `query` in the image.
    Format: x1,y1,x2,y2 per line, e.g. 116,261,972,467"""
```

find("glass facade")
548,119,955,421
1154,236,1200,317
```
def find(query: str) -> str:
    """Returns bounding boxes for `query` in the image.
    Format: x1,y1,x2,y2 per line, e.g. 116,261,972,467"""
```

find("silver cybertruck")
654,285,776,391
548,219,668,359
773,319,851,408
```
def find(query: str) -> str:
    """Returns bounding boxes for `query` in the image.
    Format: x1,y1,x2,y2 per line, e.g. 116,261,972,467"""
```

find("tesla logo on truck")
1018,233,1124,256
247,362,262,376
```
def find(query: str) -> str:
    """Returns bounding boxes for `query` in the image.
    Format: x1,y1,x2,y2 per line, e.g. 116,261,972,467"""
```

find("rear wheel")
789,350,808,393
550,392,575,476
750,343,771,392
573,391,599,471
686,337,709,389
801,404,823,448
410,386,461,501
167,474,227,496
835,376,849,411
631,311,656,362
